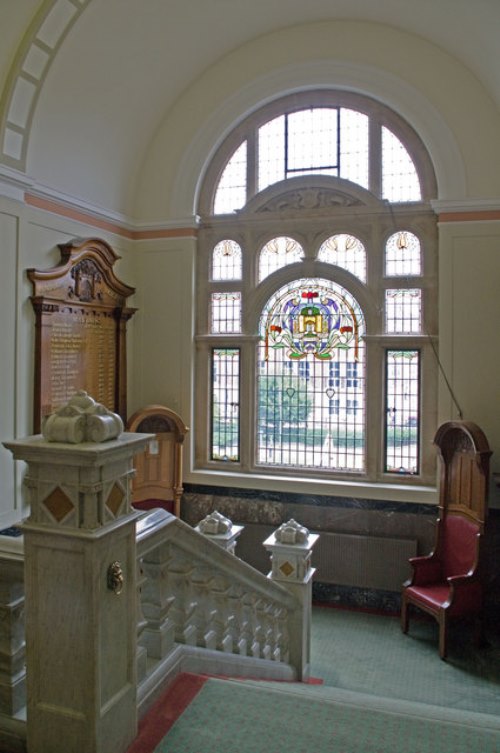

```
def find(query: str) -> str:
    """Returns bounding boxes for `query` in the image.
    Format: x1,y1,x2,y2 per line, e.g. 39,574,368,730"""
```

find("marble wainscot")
182,483,439,613
4,393,153,753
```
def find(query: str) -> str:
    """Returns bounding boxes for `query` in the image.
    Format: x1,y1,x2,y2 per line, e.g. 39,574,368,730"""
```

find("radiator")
236,524,417,593
312,531,417,592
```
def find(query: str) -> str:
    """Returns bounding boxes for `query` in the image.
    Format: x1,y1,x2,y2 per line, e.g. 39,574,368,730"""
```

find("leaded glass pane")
258,236,304,282
258,115,285,192
257,278,365,471
385,350,420,474
382,127,421,202
214,141,247,214
211,348,240,461
212,240,243,281
287,109,338,173
340,109,369,189
385,289,422,333
317,234,366,282
210,292,241,333
385,231,421,276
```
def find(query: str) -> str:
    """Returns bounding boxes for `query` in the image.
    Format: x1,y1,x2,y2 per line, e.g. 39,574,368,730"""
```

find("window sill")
185,467,438,506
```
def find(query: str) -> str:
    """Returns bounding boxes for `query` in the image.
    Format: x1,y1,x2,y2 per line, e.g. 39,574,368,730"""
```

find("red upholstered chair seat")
401,514,483,658
402,420,491,659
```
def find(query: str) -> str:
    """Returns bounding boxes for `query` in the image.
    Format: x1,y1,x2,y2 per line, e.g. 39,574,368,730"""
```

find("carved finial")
42,391,124,443
198,510,233,535
274,519,309,545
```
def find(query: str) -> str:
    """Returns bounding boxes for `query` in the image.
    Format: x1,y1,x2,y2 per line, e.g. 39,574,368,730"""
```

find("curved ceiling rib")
0,0,91,171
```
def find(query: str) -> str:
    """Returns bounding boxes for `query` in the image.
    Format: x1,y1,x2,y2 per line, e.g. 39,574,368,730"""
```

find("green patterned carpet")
154,677,500,753
310,607,500,715
151,607,500,752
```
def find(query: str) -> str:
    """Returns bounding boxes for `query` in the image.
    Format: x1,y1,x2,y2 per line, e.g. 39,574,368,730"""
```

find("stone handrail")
135,509,315,710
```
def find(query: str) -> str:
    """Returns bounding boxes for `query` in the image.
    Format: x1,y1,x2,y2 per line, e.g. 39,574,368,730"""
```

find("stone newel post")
263,519,318,681
4,393,152,753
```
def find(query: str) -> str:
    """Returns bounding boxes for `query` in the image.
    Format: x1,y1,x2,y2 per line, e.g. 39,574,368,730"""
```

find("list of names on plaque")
44,308,116,418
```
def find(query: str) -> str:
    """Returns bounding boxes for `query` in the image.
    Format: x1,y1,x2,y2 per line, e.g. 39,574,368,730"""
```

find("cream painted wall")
438,222,500,468
134,21,500,222
129,238,195,427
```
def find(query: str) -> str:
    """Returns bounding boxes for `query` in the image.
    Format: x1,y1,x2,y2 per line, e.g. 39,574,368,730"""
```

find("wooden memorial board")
28,238,136,433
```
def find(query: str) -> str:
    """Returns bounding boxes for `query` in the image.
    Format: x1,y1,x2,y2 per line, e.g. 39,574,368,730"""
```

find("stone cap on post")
263,519,319,583
195,510,243,555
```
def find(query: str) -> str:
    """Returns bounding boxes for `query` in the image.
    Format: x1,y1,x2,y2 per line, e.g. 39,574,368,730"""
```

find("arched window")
195,91,438,487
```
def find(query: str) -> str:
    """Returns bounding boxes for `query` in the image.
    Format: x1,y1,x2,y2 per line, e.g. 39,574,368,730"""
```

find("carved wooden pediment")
27,238,136,432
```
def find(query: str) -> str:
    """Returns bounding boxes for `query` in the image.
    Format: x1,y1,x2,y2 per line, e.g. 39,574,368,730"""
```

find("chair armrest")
446,572,482,612
407,555,442,586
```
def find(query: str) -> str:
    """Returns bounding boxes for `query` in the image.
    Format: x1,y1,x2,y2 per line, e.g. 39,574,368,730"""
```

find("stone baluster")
0,543,25,716
263,519,319,681
136,557,148,681
189,568,217,650
168,551,198,645
139,543,176,659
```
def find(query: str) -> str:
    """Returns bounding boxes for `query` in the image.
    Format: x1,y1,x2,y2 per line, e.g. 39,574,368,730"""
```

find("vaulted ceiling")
2,0,500,222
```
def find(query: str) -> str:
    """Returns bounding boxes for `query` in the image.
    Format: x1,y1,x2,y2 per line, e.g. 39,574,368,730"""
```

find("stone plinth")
4,431,152,753
263,519,319,583
263,520,319,681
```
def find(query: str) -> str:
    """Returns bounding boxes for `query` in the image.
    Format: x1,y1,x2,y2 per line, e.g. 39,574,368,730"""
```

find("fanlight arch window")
209,97,425,217
196,90,438,488
212,240,243,281
317,234,366,283
258,237,305,282
385,232,421,277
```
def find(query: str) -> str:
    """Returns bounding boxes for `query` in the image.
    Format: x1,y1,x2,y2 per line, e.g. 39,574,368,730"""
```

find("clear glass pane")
340,109,369,188
287,109,338,172
385,289,422,333
211,348,240,462
257,278,365,471
214,141,247,214
317,234,367,282
385,350,420,474
258,236,304,283
212,240,243,281
210,292,241,333
382,127,421,202
385,231,421,276
258,115,285,192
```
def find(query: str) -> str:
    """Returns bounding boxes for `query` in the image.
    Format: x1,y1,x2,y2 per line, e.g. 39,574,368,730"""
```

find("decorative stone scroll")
28,237,136,433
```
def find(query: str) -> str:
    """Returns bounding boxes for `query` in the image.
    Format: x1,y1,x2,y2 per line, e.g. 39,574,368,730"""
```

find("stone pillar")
263,519,319,681
4,398,152,753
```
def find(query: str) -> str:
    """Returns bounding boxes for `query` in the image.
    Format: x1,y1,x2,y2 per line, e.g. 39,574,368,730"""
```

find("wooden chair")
401,421,492,659
127,405,189,518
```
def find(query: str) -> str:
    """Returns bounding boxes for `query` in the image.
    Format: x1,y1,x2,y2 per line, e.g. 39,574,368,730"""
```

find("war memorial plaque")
28,238,136,433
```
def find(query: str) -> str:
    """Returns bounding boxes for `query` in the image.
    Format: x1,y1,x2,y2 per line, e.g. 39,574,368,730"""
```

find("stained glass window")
257,278,365,471
385,232,421,277
385,289,422,333
198,90,438,485
317,234,366,282
385,350,420,474
258,236,304,282
210,292,241,333
212,240,242,280
211,349,240,462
